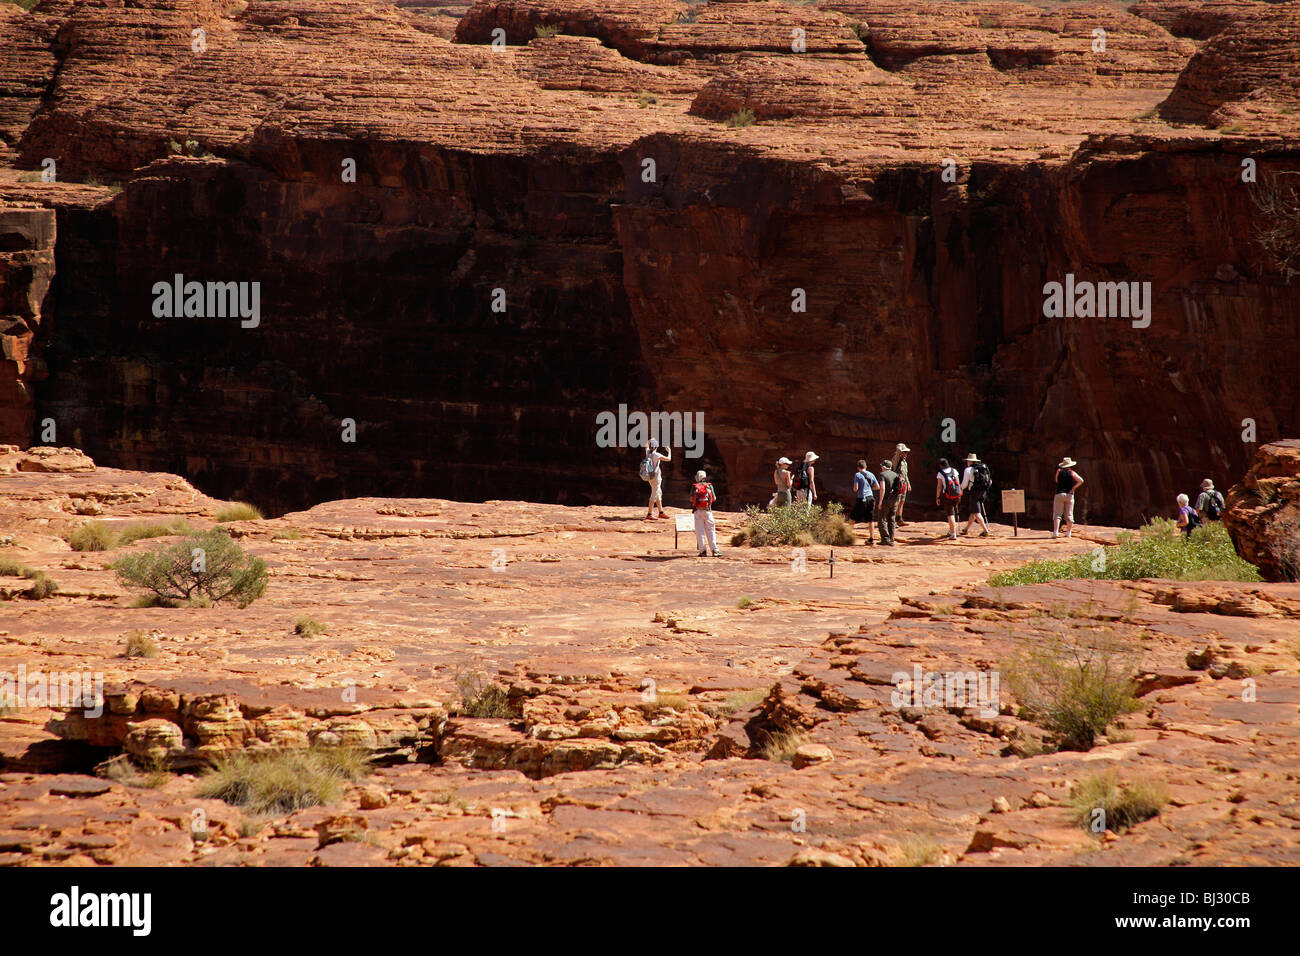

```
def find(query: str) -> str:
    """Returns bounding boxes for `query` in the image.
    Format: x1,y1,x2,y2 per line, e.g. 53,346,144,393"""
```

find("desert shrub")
1249,170,1300,281
215,501,263,522
68,521,118,552
123,630,159,658
1006,630,1140,751
4,0,41,10
294,616,327,638
731,502,854,547
990,519,1261,586
118,517,194,545
0,559,58,599
725,108,757,128
760,729,809,762
112,528,268,607
736,596,753,609
534,24,559,38
454,669,514,718
897,835,944,866
271,528,304,540
198,747,370,815
1070,770,1168,832
720,688,768,715
636,91,659,108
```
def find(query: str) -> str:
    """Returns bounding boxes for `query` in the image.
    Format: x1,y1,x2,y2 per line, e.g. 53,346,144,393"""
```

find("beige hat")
1058,457,1077,469
777,457,792,466
1201,478,1214,489
896,443,910,453
965,453,979,463
804,451,819,463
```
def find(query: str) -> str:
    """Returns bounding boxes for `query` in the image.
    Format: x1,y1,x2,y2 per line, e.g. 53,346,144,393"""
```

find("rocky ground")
1,448,1297,866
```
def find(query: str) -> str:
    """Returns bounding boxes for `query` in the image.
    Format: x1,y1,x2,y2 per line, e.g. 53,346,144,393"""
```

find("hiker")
935,458,962,541
1052,456,1084,538
961,453,992,537
639,439,672,519
851,459,879,544
793,451,819,512
1195,479,1225,522
691,469,720,557
891,443,911,525
770,457,793,509
877,458,900,546
1176,493,1202,538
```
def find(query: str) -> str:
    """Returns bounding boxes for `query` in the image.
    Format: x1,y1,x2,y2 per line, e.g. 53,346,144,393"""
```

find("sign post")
1001,489,1026,537
674,513,694,549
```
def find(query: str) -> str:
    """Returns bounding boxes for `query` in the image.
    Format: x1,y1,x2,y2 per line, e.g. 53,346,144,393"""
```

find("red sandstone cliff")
1,0,1298,522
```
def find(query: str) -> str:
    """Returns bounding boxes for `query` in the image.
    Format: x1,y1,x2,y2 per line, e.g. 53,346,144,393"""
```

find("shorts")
772,488,792,508
1053,492,1074,523
967,492,986,517
941,497,961,518
851,497,875,522
647,473,662,505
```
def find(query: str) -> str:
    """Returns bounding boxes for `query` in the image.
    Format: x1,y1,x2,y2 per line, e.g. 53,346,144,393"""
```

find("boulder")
1222,440,1300,582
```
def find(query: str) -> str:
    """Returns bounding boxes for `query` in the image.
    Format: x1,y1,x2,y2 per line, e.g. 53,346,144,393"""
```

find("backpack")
940,468,962,500
790,461,808,491
692,482,713,510
1203,491,1224,520
638,451,657,482
1184,508,1202,534
971,462,992,494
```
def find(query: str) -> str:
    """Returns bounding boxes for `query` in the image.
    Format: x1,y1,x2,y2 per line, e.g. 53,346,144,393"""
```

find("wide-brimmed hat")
804,451,819,463
1201,478,1214,489
694,470,707,482
777,457,792,466
1058,457,1077,469
896,443,910,453
965,453,980,463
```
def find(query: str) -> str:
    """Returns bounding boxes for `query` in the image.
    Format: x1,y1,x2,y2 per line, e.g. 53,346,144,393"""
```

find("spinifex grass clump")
1005,630,1140,751
112,528,267,607
454,669,514,718
0,557,58,600
198,747,370,815
731,502,854,547
1070,770,1168,832
215,501,263,522
990,519,1261,586
68,517,195,552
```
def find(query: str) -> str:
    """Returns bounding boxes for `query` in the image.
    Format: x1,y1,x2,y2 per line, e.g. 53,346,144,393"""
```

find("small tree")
113,528,268,607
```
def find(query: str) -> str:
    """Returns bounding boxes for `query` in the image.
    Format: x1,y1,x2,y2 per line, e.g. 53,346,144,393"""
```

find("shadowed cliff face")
2,0,1299,521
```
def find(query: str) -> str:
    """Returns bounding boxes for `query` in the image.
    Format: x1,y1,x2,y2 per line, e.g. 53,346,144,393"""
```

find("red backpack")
692,482,713,510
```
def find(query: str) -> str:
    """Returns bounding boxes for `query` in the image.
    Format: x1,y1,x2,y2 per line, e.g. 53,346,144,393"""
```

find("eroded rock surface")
1223,439,1300,582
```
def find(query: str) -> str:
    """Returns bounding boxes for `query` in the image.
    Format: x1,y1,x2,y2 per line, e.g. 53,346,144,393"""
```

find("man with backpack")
1195,479,1225,522
691,469,720,557
851,460,879,544
792,452,819,513
877,458,900,546
961,453,992,537
935,458,962,541
640,439,671,520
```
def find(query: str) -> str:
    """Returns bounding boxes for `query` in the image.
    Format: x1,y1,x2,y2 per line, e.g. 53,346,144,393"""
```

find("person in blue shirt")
851,460,880,545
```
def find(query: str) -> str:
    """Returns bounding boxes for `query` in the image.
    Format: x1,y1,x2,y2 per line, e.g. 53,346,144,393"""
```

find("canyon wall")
1,0,1298,522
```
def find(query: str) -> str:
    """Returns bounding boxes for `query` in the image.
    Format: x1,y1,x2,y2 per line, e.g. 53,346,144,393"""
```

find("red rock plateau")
0,0,1297,522
1,448,1299,866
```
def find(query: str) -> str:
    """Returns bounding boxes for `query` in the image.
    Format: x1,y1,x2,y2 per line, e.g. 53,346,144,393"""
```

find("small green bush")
990,519,1261,587
112,528,268,607
1070,771,1168,832
294,616,327,638
198,747,370,815
731,502,854,547
725,108,757,128
1006,631,1140,751
534,24,560,38
215,502,263,522
68,521,118,552
454,670,514,718
0,559,58,599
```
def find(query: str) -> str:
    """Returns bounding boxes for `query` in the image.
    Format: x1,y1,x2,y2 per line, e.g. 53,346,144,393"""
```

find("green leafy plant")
534,24,560,38
112,528,268,607
725,108,757,128
990,519,1261,586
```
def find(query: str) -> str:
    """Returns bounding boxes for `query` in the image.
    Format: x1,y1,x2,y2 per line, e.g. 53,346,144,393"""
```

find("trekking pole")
829,548,835,578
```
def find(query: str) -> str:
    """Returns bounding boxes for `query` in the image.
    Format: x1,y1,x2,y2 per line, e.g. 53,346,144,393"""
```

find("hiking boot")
697,550,707,557
897,519,908,526
711,551,721,557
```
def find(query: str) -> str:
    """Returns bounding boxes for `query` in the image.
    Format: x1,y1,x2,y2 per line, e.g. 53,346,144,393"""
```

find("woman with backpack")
935,457,962,541
1052,457,1084,538
641,440,671,520
793,452,819,513
692,469,720,557
1176,493,1202,538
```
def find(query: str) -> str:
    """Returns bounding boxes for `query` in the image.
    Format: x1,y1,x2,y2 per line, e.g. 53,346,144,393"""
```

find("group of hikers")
639,438,1226,555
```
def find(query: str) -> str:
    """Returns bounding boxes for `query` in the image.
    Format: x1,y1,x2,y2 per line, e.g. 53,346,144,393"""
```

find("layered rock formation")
0,0,1297,523
1223,438,1300,581
0,205,54,443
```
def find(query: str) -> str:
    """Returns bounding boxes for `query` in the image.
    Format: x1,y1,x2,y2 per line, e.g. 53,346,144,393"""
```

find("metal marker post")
829,548,835,578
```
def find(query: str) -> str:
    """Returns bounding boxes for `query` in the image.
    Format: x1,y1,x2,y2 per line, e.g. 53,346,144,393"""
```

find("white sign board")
1001,489,1026,513
674,514,695,532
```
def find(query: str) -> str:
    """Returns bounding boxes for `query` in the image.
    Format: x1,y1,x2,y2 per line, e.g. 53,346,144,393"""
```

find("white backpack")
639,452,657,481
